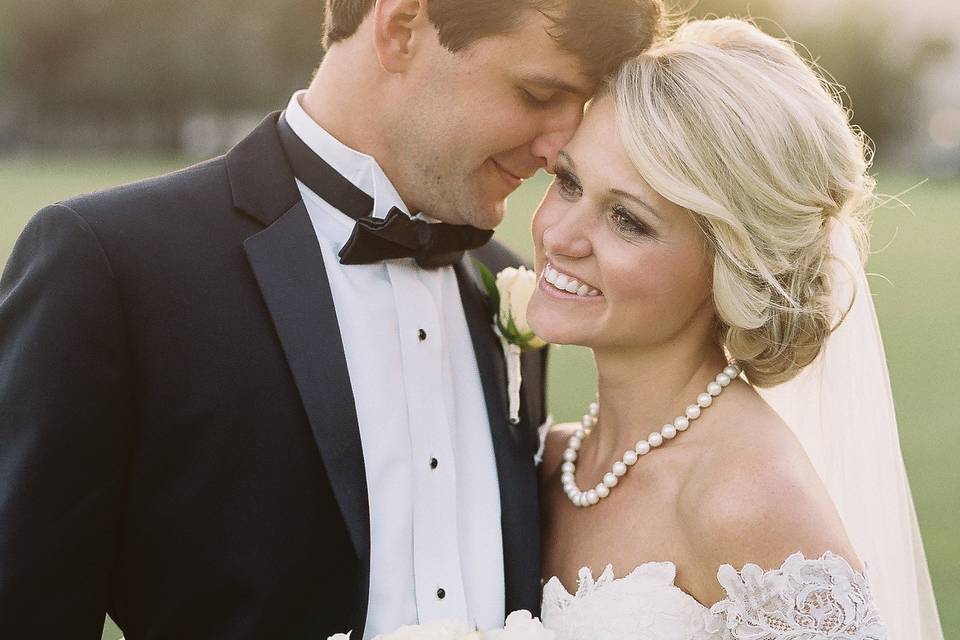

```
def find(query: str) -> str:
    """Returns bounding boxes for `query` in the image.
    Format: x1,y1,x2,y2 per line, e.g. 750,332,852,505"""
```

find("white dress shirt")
283,91,505,637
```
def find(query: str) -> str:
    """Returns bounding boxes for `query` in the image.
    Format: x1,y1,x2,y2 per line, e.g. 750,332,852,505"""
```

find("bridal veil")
758,220,944,639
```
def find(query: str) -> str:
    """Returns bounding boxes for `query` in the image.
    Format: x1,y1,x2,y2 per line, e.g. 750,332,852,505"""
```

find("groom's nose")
530,104,584,171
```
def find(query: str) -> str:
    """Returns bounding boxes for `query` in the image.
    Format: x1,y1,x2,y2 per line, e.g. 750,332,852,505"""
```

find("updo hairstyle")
611,18,876,386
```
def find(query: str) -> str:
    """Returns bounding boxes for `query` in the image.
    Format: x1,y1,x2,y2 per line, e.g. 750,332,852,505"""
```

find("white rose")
495,266,546,350
373,620,473,640
484,610,555,640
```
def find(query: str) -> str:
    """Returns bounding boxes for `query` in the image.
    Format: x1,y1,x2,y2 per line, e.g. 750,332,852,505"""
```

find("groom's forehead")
471,13,596,93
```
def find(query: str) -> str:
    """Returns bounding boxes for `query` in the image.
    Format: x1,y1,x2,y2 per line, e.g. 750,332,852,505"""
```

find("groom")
0,1,659,638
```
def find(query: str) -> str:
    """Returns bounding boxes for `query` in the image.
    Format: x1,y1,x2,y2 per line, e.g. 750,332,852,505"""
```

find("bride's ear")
372,0,432,73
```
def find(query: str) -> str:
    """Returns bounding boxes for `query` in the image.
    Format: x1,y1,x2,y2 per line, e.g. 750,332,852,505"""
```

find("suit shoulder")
470,238,531,273
56,156,230,227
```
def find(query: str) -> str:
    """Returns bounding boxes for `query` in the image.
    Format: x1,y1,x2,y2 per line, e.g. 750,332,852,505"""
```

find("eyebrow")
522,74,592,98
610,188,663,222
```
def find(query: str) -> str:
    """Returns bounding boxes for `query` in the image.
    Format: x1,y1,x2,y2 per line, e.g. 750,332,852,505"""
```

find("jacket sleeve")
0,204,132,636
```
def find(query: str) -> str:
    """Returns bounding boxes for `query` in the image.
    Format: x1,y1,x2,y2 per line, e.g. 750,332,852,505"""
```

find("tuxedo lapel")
455,255,542,615
243,203,370,564
229,115,371,624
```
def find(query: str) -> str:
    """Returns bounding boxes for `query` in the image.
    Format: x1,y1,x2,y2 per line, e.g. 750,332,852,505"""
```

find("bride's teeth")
543,263,601,297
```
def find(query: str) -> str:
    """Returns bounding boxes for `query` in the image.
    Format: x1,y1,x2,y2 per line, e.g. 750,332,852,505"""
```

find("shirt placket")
386,260,468,623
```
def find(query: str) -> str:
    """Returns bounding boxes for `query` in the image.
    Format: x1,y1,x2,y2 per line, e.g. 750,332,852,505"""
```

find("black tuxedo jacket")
0,113,547,639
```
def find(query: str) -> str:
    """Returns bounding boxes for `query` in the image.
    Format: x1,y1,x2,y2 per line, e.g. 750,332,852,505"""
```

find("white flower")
372,620,473,640
485,610,555,640
495,266,546,350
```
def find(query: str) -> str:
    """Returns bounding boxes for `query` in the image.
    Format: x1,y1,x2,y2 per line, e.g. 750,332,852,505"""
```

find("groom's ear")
372,0,433,73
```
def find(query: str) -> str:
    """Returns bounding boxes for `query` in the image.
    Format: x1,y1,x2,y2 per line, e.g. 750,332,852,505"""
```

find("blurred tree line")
0,0,325,150
0,0,952,157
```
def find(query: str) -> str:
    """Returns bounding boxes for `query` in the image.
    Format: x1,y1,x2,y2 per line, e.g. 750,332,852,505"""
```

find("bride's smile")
539,263,603,298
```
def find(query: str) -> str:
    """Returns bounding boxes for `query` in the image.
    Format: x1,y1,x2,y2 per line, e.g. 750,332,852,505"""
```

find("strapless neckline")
540,552,887,640
543,560,708,608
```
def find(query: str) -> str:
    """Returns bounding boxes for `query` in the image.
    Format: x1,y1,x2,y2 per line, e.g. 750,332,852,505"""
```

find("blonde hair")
611,18,876,386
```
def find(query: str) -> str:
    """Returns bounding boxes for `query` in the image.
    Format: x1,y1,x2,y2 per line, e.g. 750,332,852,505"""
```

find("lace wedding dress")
541,552,887,639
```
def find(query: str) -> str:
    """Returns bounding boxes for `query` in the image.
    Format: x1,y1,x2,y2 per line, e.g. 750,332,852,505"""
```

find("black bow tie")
276,114,493,268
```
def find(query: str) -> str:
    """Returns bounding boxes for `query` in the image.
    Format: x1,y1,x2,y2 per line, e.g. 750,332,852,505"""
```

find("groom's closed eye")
520,87,557,108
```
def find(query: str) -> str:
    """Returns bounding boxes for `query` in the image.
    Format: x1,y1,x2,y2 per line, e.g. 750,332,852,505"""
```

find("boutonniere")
476,261,548,425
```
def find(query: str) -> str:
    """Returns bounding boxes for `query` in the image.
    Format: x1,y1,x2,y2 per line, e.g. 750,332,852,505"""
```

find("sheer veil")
757,221,944,639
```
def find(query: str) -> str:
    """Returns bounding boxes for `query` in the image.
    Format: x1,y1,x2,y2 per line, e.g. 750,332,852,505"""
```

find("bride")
530,18,943,640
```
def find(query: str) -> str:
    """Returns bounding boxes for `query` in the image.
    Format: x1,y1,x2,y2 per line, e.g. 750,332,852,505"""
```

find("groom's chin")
466,199,507,231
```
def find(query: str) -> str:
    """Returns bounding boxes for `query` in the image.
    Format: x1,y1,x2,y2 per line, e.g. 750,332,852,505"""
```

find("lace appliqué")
705,551,887,639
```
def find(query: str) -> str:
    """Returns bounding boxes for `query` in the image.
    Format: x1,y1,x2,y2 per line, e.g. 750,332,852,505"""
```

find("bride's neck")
588,337,729,462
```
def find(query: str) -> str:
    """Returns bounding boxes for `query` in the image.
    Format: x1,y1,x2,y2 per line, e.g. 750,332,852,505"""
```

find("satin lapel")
454,256,542,615
244,201,371,585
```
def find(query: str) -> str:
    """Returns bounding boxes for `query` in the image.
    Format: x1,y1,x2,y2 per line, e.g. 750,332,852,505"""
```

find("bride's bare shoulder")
676,383,861,602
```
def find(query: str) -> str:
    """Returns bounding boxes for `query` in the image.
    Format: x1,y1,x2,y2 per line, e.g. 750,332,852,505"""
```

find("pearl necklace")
561,363,741,508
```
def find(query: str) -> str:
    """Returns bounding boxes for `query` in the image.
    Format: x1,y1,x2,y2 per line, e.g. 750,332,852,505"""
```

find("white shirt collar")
284,90,410,221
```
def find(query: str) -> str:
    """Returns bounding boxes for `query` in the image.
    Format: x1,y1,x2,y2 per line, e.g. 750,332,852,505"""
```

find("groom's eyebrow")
522,74,591,98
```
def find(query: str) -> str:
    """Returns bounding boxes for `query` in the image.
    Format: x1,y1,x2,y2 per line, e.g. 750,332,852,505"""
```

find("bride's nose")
540,208,593,260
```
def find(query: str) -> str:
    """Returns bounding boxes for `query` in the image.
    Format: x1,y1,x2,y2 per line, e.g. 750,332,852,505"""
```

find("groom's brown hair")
324,0,664,80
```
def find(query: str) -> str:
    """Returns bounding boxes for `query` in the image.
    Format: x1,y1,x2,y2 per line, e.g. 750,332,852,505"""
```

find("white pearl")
563,449,578,463
648,432,664,447
565,486,578,498
674,416,690,431
581,415,593,428
662,424,677,439
574,429,586,439
697,392,713,408
716,373,731,387
603,472,618,488
686,404,701,420
724,364,740,379
589,402,599,416
586,490,600,505
612,461,627,476
567,436,582,451
561,461,575,474
561,472,574,485
635,440,651,455
623,450,639,466
707,381,722,396
595,483,610,498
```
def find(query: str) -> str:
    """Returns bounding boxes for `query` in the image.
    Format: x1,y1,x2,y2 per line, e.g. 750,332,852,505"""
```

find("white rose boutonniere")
476,261,548,425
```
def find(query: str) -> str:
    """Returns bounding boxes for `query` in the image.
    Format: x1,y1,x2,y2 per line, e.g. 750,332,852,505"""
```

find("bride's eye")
554,169,582,201
610,205,651,238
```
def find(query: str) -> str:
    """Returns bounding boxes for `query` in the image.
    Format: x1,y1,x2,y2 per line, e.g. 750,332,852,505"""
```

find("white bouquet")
328,610,554,640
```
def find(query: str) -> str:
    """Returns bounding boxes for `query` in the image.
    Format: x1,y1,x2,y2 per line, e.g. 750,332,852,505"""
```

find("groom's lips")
491,159,525,191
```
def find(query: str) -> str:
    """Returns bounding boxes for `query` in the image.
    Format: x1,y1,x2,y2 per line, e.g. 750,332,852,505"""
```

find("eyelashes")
553,167,652,239
554,168,582,200
610,205,651,238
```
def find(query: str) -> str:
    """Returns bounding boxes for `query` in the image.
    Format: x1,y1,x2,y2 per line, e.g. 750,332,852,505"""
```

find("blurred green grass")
1,157,957,639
